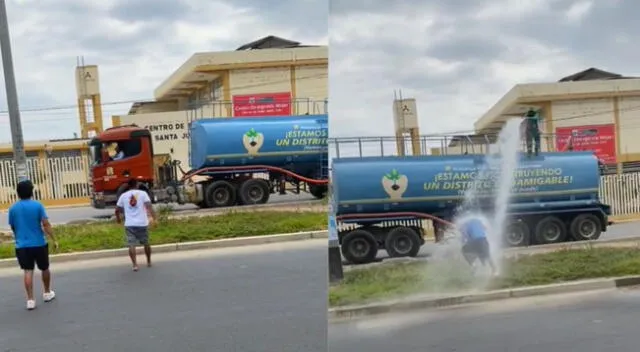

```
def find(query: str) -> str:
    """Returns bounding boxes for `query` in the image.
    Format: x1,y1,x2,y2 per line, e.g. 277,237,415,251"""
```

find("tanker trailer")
332,152,611,264
89,115,329,209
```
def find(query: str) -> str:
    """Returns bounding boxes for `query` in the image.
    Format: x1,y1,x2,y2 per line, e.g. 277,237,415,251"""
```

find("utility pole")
0,0,27,183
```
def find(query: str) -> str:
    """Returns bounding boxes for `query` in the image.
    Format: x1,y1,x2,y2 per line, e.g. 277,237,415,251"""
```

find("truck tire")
238,179,270,205
341,229,378,265
534,216,567,244
138,184,155,204
115,184,129,203
309,184,327,199
504,220,531,247
570,214,602,241
385,227,421,258
204,181,237,208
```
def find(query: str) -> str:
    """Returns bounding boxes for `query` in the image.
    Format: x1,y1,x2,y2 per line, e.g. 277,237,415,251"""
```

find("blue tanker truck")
89,115,329,209
331,151,612,264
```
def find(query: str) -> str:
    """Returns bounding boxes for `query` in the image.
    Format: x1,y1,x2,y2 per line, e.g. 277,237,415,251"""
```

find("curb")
328,275,640,321
0,230,328,269
610,214,640,223
611,218,640,224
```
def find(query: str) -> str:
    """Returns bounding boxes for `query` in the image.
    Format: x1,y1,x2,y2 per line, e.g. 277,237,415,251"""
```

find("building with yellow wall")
113,36,328,168
436,68,640,173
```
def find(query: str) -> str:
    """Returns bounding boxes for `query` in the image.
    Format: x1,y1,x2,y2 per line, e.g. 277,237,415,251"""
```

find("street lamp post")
0,0,28,182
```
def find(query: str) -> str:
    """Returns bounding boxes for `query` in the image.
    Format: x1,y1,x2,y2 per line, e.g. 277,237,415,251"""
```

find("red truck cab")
89,125,155,208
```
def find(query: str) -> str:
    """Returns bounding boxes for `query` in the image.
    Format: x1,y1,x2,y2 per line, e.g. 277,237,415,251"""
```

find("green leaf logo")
245,128,259,139
384,169,401,183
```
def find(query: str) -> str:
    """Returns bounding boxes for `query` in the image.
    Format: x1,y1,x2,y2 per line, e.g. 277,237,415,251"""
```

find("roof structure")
474,68,640,133
558,67,637,82
150,36,327,102
236,36,303,50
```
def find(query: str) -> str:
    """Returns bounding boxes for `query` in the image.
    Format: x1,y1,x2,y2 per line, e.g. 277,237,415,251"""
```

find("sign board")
75,65,100,98
555,124,616,164
392,98,419,131
142,122,190,142
232,92,292,117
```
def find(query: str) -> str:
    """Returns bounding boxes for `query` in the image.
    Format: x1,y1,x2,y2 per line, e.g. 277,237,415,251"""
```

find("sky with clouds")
0,0,327,143
329,0,637,144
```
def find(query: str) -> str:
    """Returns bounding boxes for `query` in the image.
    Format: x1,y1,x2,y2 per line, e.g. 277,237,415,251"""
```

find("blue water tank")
189,115,328,171
331,152,601,216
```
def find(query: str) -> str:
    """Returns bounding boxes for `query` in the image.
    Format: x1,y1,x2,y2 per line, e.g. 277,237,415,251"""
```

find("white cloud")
0,0,327,142
565,1,593,24
472,0,557,21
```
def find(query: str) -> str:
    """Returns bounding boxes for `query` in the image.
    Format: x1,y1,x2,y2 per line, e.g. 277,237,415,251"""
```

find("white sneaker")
26,300,36,310
43,290,56,302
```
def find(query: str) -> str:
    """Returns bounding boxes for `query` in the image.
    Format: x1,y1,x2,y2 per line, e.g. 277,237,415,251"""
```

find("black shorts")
15,244,50,271
462,238,491,261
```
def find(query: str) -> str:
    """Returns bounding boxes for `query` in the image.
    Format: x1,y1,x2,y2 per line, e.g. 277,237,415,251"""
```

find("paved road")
0,193,316,228
329,288,640,351
0,239,327,352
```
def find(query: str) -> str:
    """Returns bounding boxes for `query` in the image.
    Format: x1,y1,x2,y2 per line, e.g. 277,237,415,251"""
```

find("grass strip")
329,247,640,307
0,211,326,259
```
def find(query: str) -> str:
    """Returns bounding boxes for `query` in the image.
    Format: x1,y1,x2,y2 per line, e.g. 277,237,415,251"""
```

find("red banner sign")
555,124,616,164
232,92,292,117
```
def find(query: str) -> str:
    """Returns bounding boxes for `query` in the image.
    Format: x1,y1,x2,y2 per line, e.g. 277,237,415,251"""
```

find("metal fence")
600,173,640,216
328,133,591,159
0,155,90,206
328,134,640,174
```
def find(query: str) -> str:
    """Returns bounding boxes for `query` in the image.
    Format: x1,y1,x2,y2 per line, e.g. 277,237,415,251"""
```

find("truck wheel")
570,214,602,241
204,181,237,208
385,227,421,258
138,185,155,204
238,179,270,205
116,183,128,201
534,216,567,244
309,184,327,199
341,229,378,265
504,221,530,247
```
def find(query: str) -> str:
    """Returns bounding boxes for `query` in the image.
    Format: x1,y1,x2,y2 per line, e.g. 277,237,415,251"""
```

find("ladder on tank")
320,150,329,179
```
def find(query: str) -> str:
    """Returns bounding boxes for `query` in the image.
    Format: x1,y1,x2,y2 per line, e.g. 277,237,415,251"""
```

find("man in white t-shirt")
115,179,156,271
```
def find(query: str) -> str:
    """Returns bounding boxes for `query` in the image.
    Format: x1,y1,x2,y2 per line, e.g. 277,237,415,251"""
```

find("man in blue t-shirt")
459,216,497,276
8,180,59,310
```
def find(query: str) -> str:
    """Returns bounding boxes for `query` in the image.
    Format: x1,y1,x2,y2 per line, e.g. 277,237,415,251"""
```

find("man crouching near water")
459,216,498,277
115,179,156,271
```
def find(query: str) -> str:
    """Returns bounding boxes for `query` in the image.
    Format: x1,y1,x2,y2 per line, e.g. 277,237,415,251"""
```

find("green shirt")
525,111,539,130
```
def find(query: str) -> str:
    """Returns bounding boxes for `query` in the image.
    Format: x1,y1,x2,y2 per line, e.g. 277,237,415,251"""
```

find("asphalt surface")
329,288,640,351
0,193,315,228
0,239,327,352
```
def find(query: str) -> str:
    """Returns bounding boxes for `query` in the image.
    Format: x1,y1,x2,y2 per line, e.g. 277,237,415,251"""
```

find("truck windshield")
90,144,103,165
